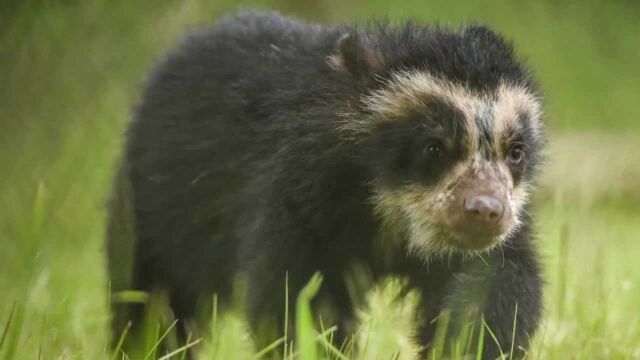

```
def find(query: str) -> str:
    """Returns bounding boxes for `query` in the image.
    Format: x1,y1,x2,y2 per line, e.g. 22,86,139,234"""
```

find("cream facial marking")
345,71,542,157
372,161,473,258
492,82,543,156
353,71,481,153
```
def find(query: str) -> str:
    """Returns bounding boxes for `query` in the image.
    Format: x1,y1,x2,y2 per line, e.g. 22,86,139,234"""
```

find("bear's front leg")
476,242,542,359
413,235,542,359
443,246,542,359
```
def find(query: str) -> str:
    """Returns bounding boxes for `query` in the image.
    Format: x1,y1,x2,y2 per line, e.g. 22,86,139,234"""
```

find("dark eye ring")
507,144,525,165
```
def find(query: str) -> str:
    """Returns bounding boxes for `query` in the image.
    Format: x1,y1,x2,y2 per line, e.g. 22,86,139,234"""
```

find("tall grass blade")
111,321,132,360
296,272,323,360
0,303,17,350
0,303,24,360
253,337,285,359
143,319,178,360
430,310,451,359
179,333,191,360
482,319,505,359
315,328,349,360
475,318,486,360
284,271,289,360
157,339,202,360
509,303,518,359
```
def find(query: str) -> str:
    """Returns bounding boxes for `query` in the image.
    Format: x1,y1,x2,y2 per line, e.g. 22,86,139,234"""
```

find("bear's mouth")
446,231,501,251
441,217,512,251
402,221,508,259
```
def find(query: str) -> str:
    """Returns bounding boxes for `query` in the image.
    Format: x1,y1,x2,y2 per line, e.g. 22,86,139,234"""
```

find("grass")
1,0,639,358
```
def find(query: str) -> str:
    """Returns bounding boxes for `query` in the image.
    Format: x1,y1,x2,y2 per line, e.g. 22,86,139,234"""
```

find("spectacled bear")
107,9,544,358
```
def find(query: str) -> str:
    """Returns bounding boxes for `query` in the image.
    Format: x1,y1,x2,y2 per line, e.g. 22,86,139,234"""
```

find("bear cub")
107,10,544,358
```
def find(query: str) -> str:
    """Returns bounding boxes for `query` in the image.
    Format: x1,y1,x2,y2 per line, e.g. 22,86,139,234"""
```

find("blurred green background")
1,0,639,358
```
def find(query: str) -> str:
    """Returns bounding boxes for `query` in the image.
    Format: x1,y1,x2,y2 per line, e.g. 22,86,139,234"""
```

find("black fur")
108,10,543,358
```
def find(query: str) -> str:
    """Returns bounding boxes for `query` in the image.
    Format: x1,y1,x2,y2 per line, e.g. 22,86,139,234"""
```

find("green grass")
1,0,639,358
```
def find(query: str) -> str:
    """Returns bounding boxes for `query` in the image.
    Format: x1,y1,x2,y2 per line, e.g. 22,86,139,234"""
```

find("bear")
107,10,544,358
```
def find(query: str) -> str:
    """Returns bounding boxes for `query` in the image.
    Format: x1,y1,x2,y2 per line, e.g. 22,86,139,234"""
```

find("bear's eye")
425,140,443,157
507,144,525,165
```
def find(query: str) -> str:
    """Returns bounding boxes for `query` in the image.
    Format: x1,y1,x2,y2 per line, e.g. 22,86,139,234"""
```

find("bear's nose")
464,195,504,224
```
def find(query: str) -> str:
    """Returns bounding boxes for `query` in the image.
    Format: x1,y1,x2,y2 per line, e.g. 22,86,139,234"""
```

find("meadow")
1,1,639,358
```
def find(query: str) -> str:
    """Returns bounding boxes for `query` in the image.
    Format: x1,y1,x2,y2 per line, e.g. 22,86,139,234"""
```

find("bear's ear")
327,33,385,80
